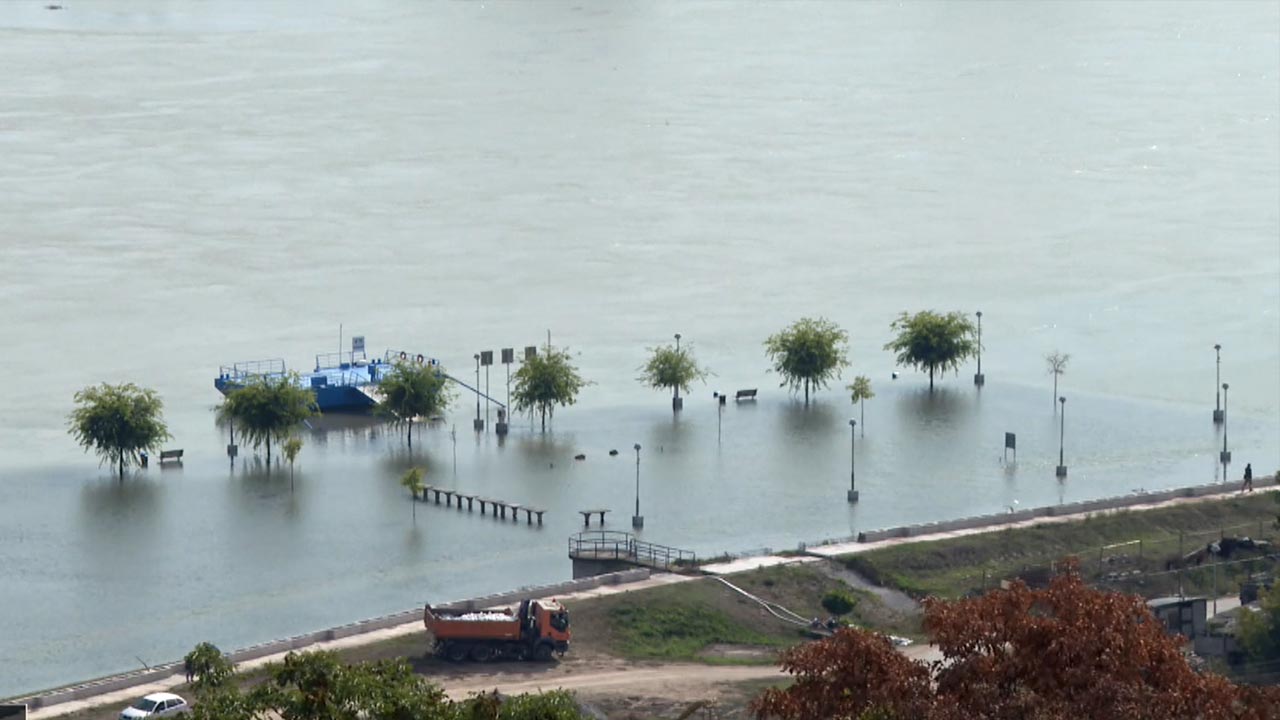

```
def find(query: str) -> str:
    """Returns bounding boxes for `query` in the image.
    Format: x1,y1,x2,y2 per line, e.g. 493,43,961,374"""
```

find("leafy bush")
822,590,858,616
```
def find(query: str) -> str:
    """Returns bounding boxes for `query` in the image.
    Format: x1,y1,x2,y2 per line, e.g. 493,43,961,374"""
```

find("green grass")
568,563,918,663
845,492,1280,599
608,602,786,660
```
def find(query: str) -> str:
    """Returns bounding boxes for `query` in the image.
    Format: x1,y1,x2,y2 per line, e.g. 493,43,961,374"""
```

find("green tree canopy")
67,382,171,478
376,361,455,448
884,311,978,390
638,344,710,403
764,317,850,403
400,466,425,521
847,375,874,434
1239,587,1280,665
216,374,318,465
184,642,235,692
512,344,589,432
188,648,587,720
282,436,303,491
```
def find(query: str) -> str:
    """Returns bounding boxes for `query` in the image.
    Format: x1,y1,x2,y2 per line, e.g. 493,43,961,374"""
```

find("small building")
1148,596,1208,639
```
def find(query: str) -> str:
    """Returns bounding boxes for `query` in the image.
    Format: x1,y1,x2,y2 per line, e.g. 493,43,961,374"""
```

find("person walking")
1242,463,1253,493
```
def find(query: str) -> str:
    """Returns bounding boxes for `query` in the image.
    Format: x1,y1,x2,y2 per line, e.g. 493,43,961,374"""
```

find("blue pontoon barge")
215,348,455,412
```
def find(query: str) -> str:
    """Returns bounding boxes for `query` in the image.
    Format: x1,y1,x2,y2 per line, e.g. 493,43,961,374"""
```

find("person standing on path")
1242,463,1253,493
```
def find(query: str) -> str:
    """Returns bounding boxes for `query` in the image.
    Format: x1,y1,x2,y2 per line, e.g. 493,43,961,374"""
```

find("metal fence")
568,531,696,569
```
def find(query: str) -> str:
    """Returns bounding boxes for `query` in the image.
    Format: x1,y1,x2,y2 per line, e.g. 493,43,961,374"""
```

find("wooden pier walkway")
418,485,546,525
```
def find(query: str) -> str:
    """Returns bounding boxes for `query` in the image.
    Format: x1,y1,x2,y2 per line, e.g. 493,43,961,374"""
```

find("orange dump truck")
423,598,570,662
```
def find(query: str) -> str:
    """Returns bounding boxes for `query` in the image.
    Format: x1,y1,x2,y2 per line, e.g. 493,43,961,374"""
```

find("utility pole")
973,311,984,386
847,419,859,502
632,443,644,529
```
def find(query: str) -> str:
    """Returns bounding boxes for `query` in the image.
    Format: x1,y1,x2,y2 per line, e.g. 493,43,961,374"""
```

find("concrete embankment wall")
849,477,1273,544
9,568,650,711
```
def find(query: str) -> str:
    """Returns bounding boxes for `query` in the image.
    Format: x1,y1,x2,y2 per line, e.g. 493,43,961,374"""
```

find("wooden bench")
579,509,610,527
735,389,758,401
158,449,183,464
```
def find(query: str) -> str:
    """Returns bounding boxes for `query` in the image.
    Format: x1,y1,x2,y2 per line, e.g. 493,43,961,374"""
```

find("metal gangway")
568,531,696,570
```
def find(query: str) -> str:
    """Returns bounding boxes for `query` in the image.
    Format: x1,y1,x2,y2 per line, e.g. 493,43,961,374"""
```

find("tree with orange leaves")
752,563,1280,720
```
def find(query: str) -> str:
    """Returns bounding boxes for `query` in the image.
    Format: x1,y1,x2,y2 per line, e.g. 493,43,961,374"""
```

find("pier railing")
219,358,286,381
568,531,696,570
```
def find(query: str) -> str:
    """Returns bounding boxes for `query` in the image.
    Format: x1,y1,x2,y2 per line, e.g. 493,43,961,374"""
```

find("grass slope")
845,492,1280,599
568,564,910,662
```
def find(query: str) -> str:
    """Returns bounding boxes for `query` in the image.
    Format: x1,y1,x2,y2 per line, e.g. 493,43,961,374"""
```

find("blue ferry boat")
215,347,441,412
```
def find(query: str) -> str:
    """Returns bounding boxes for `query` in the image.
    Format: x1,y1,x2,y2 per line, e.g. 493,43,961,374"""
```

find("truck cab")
527,599,571,654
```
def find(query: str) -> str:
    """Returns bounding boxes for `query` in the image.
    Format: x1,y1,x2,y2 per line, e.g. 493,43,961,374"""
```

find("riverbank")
12,477,1277,718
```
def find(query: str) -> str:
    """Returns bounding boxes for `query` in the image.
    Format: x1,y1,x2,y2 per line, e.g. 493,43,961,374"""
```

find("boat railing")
383,349,441,367
314,351,369,371
219,358,286,382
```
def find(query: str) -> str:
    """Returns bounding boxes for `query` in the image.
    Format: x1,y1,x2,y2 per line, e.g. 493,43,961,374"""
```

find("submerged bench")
579,509,610,527
735,389,758,401
159,449,184,464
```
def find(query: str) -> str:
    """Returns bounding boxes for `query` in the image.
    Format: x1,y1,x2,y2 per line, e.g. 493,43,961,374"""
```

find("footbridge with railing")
568,531,696,576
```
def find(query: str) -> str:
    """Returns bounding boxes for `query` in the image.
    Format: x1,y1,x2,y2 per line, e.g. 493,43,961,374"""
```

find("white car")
119,692,189,719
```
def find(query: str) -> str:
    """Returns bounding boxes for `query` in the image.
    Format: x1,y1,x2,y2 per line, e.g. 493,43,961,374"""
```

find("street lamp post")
473,354,484,432
632,443,644,529
673,333,683,411
1056,396,1068,478
974,311,985,386
1220,383,1231,468
847,419,859,502
1213,345,1224,423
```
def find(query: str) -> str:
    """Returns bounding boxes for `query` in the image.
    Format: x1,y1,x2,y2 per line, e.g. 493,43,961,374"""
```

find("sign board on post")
524,346,537,360
501,348,514,364
351,336,365,355
480,351,493,366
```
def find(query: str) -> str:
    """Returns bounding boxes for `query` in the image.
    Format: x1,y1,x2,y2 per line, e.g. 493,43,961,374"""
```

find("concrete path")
699,555,818,575
809,488,1276,558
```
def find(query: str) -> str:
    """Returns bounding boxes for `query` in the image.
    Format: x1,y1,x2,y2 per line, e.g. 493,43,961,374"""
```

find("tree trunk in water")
407,418,413,449
290,466,295,492
118,452,124,479
412,496,416,522
1053,376,1058,412
804,379,810,404
266,438,272,465
860,400,865,436
929,367,935,390
540,407,546,432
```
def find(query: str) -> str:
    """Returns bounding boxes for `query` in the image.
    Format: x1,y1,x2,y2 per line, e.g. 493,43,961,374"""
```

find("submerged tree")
376,361,454,448
400,467,425,522
215,374,318,465
1046,350,1070,412
846,375,874,435
764,317,850,404
752,562,1280,720
512,344,589,432
282,437,303,491
884,310,978,391
638,342,710,410
68,382,171,478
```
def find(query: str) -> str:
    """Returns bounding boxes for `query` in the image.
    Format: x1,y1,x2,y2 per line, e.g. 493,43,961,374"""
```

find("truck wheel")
469,644,495,662
532,643,554,662
445,643,468,662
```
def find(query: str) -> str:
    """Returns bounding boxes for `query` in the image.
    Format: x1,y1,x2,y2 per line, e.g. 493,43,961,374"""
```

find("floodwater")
1,0,1277,698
